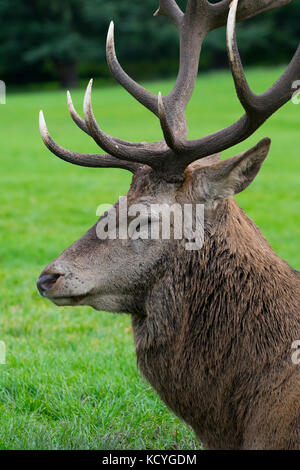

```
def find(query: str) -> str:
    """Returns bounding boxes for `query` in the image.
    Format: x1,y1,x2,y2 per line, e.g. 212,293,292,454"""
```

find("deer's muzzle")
37,273,61,297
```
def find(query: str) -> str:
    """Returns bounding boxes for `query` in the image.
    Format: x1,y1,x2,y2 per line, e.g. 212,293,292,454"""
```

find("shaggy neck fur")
131,198,300,449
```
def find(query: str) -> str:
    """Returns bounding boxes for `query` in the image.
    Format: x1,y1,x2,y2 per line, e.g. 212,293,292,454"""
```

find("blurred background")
0,0,299,451
0,0,298,90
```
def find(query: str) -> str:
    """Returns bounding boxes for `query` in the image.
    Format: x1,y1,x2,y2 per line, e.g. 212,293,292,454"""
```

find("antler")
173,0,300,169
40,0,298,182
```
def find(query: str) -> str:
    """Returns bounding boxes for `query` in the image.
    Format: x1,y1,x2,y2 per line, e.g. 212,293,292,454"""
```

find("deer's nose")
37,273,61,297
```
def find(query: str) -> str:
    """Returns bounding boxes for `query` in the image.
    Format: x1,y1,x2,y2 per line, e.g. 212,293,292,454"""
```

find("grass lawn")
0,67,299,449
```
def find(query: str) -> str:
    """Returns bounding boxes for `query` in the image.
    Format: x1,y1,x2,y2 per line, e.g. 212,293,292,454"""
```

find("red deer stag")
37,0,300,450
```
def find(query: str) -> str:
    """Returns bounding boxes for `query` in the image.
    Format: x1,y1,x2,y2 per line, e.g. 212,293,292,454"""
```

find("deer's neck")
133,198,298,349
131,198,300,445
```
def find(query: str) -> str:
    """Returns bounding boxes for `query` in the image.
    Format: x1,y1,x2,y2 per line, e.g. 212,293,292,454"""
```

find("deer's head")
37,0,299,313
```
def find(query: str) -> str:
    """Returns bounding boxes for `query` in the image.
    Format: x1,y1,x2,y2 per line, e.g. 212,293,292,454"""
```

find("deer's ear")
198,152,221,166
207,138,271,199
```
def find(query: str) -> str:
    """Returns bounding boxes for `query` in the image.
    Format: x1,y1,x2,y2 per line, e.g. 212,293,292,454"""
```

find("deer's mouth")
49,294,89,307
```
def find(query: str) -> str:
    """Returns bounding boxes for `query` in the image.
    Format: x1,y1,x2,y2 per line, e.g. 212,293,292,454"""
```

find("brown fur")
132,197,300,449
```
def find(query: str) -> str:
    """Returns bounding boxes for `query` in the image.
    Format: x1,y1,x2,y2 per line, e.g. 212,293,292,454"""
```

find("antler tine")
83,79,170,167
153,0,184,29
68,88,163,150
227,0,300,116
160,0,213,144
106,22,158,117
158,92,179,152
39,110,138,173
226,0,254,113
67,90,90,135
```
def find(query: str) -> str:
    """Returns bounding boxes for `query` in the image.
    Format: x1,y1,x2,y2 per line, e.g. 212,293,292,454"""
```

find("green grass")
0,67,299,449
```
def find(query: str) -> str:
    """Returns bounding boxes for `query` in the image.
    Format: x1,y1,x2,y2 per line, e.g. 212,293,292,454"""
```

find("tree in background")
0,0,298,88
0,0,183,87
0,0,104,87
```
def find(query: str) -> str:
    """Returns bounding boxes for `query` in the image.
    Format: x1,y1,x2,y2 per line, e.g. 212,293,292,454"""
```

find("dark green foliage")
0,0,298,87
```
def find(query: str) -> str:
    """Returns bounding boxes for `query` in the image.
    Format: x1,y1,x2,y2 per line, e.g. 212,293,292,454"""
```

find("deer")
36,0,300,450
